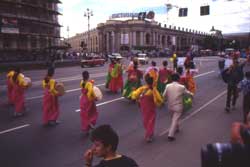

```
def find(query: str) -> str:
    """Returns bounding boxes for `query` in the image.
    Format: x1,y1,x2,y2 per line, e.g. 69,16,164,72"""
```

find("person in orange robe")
131,74,163,143
6,69,15,104
12,68,28,117
42,68,60,126
80,71,98,134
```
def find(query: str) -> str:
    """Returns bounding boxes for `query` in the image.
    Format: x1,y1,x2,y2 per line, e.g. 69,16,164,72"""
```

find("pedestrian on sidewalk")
131,74,163,143
163,73,193,141
83,125,138,167
42,68,61,126
238,71,250,123
80,71,98,135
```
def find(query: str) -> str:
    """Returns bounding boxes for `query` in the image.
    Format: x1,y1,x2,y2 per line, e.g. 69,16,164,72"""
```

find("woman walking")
80,71,98,134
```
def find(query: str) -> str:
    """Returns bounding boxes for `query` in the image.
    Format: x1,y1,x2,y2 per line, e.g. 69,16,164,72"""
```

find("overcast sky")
59,0,250,38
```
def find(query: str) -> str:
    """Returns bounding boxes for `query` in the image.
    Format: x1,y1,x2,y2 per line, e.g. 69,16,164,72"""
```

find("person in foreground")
84,125,138,167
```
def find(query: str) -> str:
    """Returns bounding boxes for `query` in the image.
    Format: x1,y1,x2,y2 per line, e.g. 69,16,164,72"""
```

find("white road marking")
75,97,125,112
194,70,214,78
159,90,227,136
0,124,30,135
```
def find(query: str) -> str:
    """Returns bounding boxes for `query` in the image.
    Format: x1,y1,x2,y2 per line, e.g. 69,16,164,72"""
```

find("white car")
137,53,149,64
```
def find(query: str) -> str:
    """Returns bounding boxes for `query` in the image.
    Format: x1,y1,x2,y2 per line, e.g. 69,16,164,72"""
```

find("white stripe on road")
194,70,214,78
0,124,30,135
159,90,227,136
75,97,125,112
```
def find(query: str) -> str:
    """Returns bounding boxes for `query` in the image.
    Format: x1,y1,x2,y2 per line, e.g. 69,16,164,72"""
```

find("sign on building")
1,17,19,34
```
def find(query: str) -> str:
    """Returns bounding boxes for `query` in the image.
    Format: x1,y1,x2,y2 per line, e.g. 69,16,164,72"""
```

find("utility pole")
84,8,93,55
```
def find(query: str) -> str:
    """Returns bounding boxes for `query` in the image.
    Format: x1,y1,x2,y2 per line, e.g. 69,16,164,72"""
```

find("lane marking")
0,124,30,135
159,90,227,136
75,97,125,112
194,70,214,78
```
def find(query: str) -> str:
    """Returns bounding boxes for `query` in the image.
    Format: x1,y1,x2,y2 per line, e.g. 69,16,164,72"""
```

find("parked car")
137,53,149,65
81,56,105,68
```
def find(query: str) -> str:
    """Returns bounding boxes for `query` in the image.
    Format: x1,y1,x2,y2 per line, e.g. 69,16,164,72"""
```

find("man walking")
163,73,193,141
224,57,244,112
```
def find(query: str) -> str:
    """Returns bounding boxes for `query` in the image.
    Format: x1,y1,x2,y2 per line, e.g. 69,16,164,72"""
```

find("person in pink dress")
12,68,28,117
6,69,15,105
80,71,98,135
131,74,163,143
42,68,60,126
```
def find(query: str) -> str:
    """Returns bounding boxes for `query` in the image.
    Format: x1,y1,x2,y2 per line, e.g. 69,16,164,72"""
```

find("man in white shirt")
163,73,193,141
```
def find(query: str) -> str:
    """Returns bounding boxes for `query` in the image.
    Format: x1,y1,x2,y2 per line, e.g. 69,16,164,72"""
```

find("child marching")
80,71,98,134
131,74,163,142
12,68,30,117
42,68,61,126
157,60,173,94
123,61,143,99
6,69,15,105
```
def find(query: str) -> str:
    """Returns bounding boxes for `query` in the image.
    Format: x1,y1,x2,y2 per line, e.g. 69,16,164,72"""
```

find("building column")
129,31,133,49
106,32,110,54
140,32,144,46
116,32,121,53
133,32,136,46
111,31,115,53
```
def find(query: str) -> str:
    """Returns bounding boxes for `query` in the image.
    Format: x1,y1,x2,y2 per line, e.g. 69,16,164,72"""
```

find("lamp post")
84,8,93,55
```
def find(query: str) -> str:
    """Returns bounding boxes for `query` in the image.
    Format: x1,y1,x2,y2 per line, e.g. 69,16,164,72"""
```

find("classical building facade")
0,0,61,62
68,19,209,54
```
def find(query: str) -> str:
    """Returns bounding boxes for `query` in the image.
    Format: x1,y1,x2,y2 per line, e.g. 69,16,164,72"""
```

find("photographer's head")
90,125,119,158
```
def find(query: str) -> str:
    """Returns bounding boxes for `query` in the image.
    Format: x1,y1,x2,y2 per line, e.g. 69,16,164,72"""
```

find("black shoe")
168,136,175,142
225,107,230,113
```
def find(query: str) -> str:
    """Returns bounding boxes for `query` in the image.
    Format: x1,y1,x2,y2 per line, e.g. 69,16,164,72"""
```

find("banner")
1,17,19,34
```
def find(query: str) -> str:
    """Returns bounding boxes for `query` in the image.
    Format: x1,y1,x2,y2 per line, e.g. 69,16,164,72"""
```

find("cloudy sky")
59,0,250,38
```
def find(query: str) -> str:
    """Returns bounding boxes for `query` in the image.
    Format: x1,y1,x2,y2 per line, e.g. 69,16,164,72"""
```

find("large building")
0,0,61,62
67,19,209,54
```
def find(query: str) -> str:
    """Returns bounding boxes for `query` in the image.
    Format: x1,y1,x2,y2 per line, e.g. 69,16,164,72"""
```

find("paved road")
0,57,243,167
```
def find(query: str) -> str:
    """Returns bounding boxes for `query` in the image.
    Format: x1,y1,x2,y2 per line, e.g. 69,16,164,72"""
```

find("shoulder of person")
120,155,138,166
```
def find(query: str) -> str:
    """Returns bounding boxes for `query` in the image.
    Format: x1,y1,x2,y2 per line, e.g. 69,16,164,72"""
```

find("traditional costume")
157,67,173,94
42,77,60,125
80,80,98,132
108,62,123,93
123,68,143,99
6,70,15,104
131,85,163,141
12,73,28,115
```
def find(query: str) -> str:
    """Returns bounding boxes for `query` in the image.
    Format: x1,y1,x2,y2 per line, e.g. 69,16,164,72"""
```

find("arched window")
146,33,150,45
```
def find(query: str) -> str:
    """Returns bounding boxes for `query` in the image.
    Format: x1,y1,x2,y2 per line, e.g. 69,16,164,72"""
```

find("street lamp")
84,8,93,54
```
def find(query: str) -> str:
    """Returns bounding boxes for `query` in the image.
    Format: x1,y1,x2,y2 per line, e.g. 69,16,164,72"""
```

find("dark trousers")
226,84,238,108
243,93,250,123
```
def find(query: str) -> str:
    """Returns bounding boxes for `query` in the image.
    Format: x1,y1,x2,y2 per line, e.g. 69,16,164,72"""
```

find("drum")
93,86,102,101
24,77,32,87
56,82,65,96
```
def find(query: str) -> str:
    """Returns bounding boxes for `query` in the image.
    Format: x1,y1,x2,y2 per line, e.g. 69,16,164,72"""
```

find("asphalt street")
0,57,244,167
